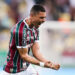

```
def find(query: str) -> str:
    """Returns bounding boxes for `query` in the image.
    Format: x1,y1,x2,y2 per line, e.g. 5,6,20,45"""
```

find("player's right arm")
17,47,40,66
15,25,40,66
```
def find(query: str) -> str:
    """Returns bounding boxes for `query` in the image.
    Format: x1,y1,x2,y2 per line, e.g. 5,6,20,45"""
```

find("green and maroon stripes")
15,20,23,46
30,29,34,44
4,19,40,73
19,22,25,46
17,21,25,72
32,28,36,42
22,25,27,46
4,24,17,73
13,20,25,72
11,21,22,73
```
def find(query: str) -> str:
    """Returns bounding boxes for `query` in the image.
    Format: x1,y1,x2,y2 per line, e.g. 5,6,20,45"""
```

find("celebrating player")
0,5,60,75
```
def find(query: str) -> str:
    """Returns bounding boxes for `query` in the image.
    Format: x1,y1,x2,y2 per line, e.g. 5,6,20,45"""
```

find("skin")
26,12,46,28
17,11,60,70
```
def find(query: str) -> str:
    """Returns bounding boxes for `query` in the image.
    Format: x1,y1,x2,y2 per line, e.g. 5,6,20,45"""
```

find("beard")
38,22,41,25
34,21,44,28
37,22,43,25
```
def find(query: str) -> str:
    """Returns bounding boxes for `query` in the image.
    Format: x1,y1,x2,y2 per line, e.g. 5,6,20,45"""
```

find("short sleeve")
15,28,27,48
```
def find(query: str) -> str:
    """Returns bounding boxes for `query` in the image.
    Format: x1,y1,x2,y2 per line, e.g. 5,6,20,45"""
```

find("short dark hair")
30,4,45,15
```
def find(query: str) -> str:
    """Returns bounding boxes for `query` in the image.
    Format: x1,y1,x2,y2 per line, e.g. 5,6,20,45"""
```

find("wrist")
39,62,45,67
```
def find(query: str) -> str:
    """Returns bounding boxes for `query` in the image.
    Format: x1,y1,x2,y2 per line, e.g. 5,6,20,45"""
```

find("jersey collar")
23,18,29,28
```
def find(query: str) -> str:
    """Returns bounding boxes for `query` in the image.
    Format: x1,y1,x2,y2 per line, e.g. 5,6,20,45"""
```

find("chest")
23,28,38,43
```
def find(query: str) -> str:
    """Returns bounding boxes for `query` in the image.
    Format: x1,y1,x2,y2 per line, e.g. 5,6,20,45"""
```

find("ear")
30,12,34,17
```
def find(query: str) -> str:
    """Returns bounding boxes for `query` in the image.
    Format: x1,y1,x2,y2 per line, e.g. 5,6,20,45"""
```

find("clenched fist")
44,61,60,70
51,64,60,70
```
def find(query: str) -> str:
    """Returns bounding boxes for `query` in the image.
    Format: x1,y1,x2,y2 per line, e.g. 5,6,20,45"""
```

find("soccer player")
0,5,60,75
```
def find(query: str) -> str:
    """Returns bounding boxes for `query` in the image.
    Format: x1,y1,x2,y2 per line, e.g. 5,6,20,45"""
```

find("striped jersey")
3,19,39,73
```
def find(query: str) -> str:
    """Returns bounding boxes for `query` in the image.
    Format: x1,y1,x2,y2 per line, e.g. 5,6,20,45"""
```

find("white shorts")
0,64,39,75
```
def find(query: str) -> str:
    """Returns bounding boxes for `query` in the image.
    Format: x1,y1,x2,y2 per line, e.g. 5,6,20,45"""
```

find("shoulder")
10,20,23,34
16,20,25,32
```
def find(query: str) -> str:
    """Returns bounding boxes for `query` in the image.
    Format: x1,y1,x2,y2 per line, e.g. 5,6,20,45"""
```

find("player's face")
32,12,46,28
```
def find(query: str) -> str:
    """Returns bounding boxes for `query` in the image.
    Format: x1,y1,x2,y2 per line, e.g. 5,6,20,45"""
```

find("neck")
25,18,34,28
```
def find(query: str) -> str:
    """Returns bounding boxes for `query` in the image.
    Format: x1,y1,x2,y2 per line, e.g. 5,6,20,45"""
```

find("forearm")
17,47,40,66
34,50,50,63
32,42,50,63
34,50,49,63
21,54,40,66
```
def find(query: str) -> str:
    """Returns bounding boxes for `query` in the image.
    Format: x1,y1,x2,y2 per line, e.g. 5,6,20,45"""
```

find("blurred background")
0,0,75,75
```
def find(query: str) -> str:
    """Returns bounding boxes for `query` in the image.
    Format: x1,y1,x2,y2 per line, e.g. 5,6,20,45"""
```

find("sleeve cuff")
16,43,33,49
17,46,27,48
35,40,39,43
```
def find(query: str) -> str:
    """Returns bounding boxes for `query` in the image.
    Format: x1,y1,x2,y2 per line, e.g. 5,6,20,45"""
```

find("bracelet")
39,62,45,67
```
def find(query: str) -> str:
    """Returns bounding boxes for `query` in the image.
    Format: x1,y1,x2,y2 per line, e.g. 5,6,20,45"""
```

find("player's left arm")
32,42,50,63
32,42,60,70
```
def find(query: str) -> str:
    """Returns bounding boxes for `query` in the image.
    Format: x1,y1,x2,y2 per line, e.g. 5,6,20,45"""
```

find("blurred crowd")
0,0,75,28
36,0,75,21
